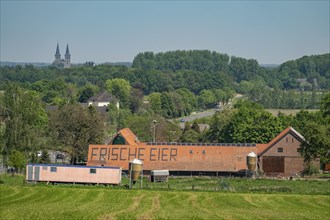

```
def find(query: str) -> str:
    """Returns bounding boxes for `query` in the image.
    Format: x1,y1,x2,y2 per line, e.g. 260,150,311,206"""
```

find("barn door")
262,156,284,173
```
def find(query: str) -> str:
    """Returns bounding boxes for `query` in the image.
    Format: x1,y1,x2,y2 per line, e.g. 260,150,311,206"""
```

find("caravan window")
90,168,96,174
50,167,57,172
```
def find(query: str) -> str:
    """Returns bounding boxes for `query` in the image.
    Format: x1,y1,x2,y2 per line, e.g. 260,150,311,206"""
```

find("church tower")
64,44,71,68
52,43,71,68
54,43,61,64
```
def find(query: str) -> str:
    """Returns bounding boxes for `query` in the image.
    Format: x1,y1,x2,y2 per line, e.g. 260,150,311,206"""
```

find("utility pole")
152,120,157,142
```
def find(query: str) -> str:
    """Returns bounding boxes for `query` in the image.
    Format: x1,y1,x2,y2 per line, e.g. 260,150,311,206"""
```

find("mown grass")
1,185,329,220
1,174,329,220
130,176,330,195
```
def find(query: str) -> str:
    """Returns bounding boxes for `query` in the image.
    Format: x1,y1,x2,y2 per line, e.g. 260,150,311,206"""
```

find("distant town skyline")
0,1,329,64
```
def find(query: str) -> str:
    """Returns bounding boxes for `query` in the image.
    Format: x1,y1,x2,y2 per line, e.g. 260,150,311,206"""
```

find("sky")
0,1,329,64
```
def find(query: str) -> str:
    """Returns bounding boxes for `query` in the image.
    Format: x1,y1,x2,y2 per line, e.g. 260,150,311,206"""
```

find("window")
286,138,288,143
90,168,96,174
42,166,48,170
202,150,206,154
277,148,283,153
189,150,193,154
292,138,294,143
50,167,57,172
297,148,301,153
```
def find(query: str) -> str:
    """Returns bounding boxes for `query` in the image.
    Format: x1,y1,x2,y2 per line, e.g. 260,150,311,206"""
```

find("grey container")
150,170,169,182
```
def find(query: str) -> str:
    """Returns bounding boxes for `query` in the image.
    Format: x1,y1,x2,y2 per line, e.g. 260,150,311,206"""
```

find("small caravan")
26,164,122,185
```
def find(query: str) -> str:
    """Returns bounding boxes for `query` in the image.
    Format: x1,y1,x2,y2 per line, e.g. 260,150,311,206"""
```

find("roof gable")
113,128,139,146
258,127,305,156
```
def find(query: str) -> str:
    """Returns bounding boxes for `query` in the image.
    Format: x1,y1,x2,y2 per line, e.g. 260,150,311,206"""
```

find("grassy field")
265,109,319,116
139,177,330,195
1,174,329,220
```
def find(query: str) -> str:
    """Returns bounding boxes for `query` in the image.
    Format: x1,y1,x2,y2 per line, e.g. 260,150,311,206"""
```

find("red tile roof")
256,144,268,154
118,128,139,145
117,127,305,157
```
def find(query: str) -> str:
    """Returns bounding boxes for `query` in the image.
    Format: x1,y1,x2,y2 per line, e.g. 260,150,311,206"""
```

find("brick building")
87,127,317,177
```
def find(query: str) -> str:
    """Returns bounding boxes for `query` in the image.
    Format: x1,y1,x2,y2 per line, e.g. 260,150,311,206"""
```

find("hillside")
132,50,329,90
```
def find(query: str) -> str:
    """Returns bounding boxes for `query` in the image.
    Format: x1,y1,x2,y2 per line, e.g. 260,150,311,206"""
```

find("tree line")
1,51,328,111
132,50,329,90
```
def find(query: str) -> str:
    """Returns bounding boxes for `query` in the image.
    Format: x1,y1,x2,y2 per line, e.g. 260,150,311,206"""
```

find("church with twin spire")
52,43,71,68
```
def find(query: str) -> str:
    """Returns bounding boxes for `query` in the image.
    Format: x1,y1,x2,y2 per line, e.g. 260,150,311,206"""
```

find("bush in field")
8,150,26,173
303,162,319,176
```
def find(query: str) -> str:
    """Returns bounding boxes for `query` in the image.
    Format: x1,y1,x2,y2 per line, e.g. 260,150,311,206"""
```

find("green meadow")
1,174,329,220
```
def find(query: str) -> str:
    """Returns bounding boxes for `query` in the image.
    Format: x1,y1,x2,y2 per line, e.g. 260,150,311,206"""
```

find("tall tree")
295,95,330,165
180,122,200,143
320,93,330,117
78,83,99,103
198,90,217,109
49,104,105,164
229,101,284,143
176,88,197,115
130,87,144,113
212,100,284,143
2,83,47,164
206,109,235,143
160,92,175,118
106,78,131,108
299,122,330,164
8,150,26,173
148,92,162,114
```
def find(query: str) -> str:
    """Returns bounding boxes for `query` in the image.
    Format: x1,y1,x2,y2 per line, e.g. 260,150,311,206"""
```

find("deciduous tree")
8,150,26,173
49,104,105,164
2,83,47,164
106,78,131,108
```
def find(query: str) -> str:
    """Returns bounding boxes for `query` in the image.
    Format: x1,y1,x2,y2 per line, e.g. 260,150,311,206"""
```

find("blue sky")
1,1,329,64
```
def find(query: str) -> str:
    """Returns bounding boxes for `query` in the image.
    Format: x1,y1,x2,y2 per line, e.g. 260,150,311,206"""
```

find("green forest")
0,51,329,169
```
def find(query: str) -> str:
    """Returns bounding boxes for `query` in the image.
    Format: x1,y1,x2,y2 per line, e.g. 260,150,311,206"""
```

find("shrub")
303,163,319,176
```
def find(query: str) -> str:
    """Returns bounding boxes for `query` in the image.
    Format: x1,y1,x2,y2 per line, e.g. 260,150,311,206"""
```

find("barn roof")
256,144,268,154
118,128,140,145
115,127,305,157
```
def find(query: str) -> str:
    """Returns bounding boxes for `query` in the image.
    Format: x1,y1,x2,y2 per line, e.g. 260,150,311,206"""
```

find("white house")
87,91,119,108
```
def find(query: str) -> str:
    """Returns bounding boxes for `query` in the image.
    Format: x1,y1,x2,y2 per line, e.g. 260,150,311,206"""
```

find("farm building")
87,127,318,177
26,164,122,185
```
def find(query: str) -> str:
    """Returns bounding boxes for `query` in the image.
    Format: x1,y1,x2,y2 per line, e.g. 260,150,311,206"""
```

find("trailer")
150,170,169,182
26,164,121,185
